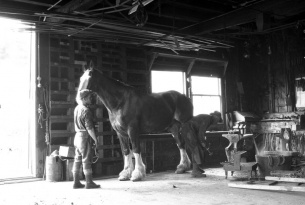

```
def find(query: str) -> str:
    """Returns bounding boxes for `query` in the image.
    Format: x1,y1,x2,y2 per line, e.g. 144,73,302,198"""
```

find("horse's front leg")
129,125,146,182
168,121,191,174
117,134,134,181
131,152,146,181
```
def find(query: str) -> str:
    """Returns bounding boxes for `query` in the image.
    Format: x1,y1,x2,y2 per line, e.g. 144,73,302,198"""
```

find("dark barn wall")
225,26,305,115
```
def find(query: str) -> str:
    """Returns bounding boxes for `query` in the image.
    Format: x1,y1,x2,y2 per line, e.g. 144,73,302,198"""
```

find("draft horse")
77,64,193,181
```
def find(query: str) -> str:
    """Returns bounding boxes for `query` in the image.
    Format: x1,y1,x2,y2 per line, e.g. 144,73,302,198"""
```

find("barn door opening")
0,18,36,180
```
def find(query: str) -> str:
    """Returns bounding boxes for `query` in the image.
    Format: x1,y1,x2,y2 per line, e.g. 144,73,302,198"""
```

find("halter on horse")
77,64,193,181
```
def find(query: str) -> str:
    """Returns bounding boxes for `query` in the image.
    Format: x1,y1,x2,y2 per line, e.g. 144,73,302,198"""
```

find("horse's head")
76,62,99,104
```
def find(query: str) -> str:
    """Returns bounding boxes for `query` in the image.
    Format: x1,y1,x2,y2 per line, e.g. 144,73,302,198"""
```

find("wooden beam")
47,0,104,23
148,11,200,23
164,0,225,14
265,176,305,183
178,0,302,35
57,0,103,13
229,181,305,192
186,59,195,75
223,61,228,76
153,52,227,64
148,53,158,72
10,0,57,8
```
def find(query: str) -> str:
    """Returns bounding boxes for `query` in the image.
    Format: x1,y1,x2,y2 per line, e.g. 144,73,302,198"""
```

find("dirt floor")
0,166,304,205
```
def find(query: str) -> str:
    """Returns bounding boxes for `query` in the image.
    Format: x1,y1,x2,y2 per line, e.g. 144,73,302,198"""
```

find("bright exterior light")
151,71,185,94
0,17,35,178
151,71,222,116
191,76,221,115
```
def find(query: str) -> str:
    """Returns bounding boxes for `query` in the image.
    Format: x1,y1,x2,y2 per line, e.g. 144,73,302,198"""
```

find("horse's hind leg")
167,121,191,174
176,148,191,174
118,135,134,181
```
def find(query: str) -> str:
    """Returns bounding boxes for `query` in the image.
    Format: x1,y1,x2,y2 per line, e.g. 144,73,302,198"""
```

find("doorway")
0,18,35,179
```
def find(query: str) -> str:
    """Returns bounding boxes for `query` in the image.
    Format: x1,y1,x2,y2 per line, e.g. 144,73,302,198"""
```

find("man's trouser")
181,123,205,165
73,132,93,175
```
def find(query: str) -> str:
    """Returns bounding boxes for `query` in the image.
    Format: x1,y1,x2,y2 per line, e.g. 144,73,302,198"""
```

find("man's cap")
210,111,223,123
79,89,93,99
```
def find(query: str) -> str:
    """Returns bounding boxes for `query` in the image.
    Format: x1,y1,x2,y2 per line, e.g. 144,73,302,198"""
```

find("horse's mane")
93,68,134,89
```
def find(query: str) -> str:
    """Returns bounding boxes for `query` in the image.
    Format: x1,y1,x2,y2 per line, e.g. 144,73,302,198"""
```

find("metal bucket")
255,154,292,177
46,156,63,182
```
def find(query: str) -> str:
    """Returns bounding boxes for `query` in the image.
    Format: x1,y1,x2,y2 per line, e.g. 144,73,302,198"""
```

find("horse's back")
156,90,193,123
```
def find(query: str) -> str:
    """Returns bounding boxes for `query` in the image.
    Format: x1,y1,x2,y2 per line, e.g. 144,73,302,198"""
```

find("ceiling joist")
179,0,305,35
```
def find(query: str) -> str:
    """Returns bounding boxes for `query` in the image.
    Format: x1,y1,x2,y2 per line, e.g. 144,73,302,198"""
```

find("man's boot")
84,168,100,189
72,161,85,189
191,163,207,178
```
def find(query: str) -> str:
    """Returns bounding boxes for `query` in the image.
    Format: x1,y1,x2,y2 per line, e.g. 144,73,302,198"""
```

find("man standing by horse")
72,89,100,189
180,111,222,177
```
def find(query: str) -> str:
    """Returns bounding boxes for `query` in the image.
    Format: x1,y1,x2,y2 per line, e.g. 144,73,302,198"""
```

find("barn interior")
1,0,305,204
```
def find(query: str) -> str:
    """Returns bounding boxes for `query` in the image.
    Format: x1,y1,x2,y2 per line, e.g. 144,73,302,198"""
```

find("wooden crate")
59,146,75,158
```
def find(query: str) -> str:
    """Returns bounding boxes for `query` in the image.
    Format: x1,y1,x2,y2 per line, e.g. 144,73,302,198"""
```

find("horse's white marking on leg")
131,153,146,181
175,148,191,174
118,152,134,181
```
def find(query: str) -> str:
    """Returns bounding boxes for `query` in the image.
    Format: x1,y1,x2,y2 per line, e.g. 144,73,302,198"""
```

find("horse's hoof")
130,177,142,182
175,168,186,174
130,170,145,182
118,176,130,181
118,169,132,181
130,172,143,181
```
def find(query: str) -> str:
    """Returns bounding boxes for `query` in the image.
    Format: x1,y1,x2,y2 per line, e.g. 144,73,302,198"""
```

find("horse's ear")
89,60,94,71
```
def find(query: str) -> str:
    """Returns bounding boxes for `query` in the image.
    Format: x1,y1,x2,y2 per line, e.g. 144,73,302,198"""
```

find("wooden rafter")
9,0,57,8
186,59,195,76
164,0,225,14
148,53,158,72
47,0,104,23
179,0,305,35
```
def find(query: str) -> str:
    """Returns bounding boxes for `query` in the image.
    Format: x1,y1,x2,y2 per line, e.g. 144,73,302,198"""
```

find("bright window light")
151,70,185,94
193,96,221,115
192,76,221,95
191,76,222,115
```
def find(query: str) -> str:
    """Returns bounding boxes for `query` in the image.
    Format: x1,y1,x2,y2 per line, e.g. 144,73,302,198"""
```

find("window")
151,71,222,117
151,70,185,94
191,76,222,115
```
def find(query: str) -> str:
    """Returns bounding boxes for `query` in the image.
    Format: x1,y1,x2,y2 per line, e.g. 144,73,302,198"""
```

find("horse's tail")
174,93,193,123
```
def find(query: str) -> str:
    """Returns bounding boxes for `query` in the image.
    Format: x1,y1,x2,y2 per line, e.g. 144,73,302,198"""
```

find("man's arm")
84,110,98,146
87,129,98,146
